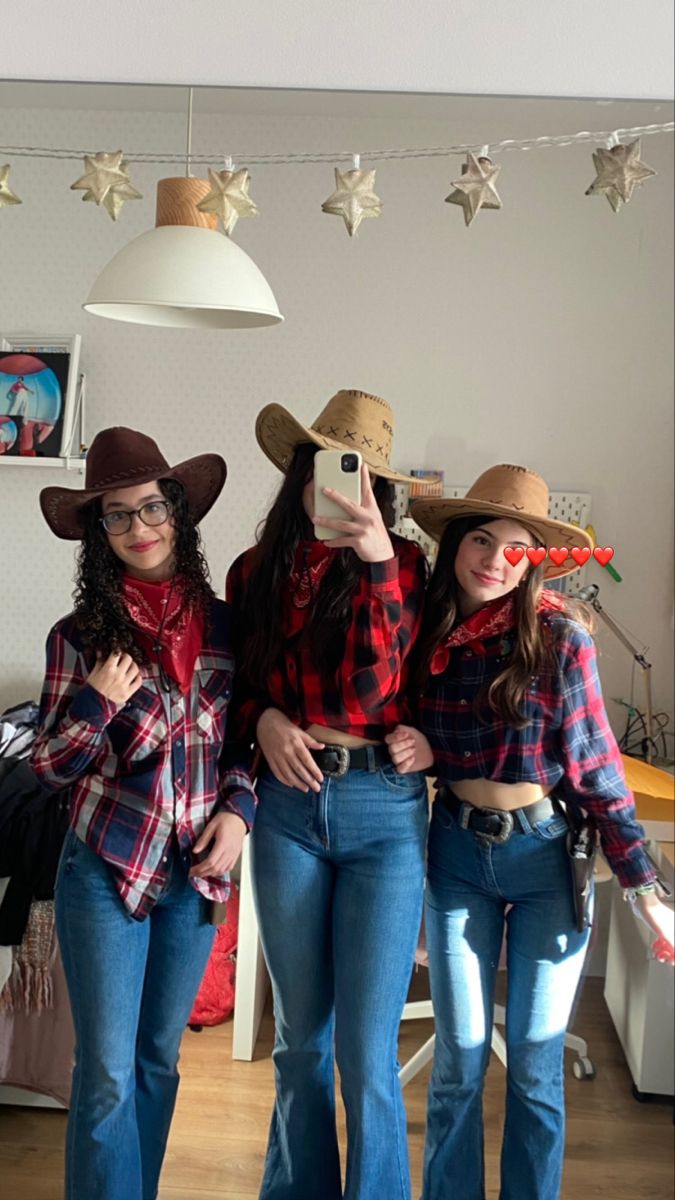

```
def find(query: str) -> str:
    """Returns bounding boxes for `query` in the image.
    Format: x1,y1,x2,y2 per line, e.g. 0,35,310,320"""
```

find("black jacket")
0,757,70,946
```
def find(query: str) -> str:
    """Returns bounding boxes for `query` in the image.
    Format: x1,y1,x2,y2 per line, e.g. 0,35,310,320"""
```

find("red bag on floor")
188,885,239,1026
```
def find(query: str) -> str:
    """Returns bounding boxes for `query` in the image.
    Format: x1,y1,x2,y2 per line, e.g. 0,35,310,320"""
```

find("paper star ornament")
585,138,657,213
0,164,22,209
71,151,131,203
196,167,259,236
321,167,382,237
445,154,502,226
71,151,142,219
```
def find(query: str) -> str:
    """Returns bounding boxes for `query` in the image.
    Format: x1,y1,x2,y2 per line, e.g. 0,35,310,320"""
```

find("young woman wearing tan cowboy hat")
386,463,673,1200
226,389,429,1200
31,427,256,1200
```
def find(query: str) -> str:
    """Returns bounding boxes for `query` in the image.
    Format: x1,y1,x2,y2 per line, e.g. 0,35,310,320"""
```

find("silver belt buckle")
479,807,514,844
323,745,350,778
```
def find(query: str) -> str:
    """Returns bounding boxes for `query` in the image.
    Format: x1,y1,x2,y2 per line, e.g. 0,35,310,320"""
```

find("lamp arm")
591,602,655,763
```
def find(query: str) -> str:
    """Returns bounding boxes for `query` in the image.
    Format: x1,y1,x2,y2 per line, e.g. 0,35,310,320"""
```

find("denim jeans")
251,764,429,1200
423,797,591,1200
55,827,215,1200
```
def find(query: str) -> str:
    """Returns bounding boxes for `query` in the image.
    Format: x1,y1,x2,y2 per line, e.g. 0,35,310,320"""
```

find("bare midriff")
449,778,553,811
305,723,381,749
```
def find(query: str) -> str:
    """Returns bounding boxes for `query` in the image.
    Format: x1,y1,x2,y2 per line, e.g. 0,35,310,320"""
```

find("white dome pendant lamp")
83,89,283,330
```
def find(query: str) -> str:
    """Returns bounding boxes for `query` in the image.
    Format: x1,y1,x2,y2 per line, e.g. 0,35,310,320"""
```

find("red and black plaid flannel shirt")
226,534,427,742
30,600,256,920
418,613,657,888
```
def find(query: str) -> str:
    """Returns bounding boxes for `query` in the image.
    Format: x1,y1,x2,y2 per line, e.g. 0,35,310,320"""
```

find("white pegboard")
392,484,592,595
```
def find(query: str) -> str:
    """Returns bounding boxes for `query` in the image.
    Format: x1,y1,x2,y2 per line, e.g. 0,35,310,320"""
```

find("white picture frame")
0,333,82,462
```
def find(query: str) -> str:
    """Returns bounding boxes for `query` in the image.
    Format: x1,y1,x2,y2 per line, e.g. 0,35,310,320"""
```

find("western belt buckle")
322,745,350,778
477,807,514,844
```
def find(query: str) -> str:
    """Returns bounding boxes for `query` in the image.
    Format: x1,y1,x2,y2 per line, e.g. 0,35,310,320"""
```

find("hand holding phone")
313,452,395,564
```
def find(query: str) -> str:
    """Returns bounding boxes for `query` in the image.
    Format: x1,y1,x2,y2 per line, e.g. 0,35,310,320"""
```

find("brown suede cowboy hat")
40,426,227,540
411,463,594,581
255,389,423,484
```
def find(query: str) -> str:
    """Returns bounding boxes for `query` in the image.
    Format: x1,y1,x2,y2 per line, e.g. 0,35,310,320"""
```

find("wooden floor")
0,976,672,1199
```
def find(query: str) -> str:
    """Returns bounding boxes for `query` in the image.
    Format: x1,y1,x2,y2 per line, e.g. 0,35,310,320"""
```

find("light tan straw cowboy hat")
411,463,594,581
255,389,420,484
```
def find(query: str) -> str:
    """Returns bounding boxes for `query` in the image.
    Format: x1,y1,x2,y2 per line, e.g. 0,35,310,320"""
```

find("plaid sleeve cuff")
362,557,399,588
610,845,659,890
68,683,120,728
218,771,258,831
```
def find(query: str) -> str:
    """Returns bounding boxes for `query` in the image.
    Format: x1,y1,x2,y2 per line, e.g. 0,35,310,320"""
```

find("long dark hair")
238,442,395,687
411,514,593,728
72,477,214,659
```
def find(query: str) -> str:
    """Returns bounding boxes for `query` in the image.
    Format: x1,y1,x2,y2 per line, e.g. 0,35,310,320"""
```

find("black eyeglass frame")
99,500,172,536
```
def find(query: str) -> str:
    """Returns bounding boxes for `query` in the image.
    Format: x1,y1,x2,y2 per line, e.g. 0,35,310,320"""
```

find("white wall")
0,92,673,752
3,0,675,101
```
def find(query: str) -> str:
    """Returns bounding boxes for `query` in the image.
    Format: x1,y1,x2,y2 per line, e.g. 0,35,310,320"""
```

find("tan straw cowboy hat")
40,426,227,540
411,464,594,581
255,389,420,484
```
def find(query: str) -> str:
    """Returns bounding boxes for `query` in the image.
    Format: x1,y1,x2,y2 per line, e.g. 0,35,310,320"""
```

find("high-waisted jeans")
423,795,591,1200
55,828,215,1200
251,764,429,1200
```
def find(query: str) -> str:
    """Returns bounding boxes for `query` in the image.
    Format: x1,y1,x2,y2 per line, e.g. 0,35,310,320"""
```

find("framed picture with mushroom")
0,334,82,461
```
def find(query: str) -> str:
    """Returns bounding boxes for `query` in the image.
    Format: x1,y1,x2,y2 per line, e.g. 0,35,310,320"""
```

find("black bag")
561,804,598,933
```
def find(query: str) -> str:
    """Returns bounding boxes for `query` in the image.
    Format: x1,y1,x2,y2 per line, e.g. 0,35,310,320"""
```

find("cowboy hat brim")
410,496,594,581
255,402,419,485
40,453,227,540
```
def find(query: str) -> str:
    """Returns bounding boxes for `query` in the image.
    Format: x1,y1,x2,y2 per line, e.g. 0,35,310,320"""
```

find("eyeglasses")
100,500,172,536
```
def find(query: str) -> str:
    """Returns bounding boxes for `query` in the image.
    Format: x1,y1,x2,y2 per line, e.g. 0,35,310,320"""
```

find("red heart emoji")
526,547,546,567
571,547,591,566
548,548,569,567
504,547,524,566
593,546,614,567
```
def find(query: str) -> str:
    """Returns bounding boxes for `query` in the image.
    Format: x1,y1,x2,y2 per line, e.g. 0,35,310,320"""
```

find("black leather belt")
437,785,559,844
310,743,391,779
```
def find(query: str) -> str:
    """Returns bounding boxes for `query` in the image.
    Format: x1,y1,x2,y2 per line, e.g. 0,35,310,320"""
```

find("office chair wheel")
572,1056,596,1080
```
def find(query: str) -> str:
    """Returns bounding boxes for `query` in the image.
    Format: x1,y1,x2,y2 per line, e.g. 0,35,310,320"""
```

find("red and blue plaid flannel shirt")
226,534,428,741
418,613,655,888
30,599,256,919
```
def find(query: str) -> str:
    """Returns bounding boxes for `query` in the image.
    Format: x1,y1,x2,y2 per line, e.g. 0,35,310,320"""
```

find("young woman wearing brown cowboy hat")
386,463,673,1200
31,427,256,1200
226,389,429,1200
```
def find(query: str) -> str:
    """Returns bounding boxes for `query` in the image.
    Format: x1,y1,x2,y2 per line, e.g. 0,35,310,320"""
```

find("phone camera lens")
341,454,358,473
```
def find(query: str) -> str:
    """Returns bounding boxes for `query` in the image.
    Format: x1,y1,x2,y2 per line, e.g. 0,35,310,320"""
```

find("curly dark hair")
237,442,395,687
72,477,215,660
411,514,594,728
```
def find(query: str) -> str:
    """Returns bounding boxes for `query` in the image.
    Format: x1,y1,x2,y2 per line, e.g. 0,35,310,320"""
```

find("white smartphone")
313,449,363,540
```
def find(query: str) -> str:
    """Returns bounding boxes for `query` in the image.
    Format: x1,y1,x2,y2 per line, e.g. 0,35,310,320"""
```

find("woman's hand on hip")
385,724,434,773
190,812,247,878
256,707,325,793
87,652,143,706
312,464,394,563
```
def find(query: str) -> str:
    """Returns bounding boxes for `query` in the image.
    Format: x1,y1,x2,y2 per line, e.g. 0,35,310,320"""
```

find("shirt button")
460,699,468,706
162,855,168,863
463,750,472,757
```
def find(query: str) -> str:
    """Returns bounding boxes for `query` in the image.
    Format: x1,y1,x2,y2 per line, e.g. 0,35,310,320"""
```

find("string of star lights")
1,121,672,235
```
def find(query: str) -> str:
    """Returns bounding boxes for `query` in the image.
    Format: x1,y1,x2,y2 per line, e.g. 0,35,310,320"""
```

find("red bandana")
121,575,204,694
283,541,333,637
429,588,567,675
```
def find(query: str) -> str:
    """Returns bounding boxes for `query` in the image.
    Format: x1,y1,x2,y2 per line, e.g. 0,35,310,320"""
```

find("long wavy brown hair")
72,477,215,660
237,442,395,687
411,514,594,728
